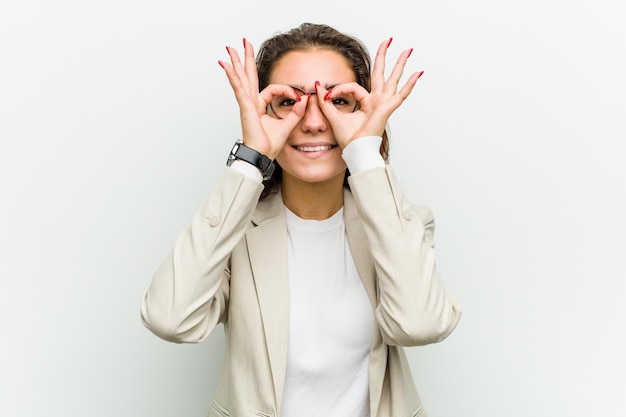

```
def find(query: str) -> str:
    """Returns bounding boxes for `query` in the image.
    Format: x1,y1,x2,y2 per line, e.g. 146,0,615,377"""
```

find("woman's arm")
142,37,303,344
140,168,263,343
348,165,462,347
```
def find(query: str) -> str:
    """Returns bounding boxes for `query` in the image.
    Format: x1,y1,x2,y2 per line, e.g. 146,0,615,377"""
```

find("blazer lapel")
246,189,386,415
246,191,290,408
344,190,386,417
344,190,377,306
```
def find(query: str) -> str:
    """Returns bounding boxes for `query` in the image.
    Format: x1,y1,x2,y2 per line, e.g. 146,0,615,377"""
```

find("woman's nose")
301,93,327,131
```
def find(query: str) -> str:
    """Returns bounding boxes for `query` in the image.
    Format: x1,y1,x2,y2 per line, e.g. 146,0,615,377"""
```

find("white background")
1,1,625,416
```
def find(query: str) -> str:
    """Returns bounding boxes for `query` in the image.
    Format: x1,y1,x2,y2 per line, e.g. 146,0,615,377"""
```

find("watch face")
226,141,242,167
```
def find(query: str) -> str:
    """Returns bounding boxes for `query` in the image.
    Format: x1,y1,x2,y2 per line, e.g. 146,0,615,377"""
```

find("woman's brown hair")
256,23,390,199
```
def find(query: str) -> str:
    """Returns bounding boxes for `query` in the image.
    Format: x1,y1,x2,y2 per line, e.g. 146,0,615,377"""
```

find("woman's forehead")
269,49,355,87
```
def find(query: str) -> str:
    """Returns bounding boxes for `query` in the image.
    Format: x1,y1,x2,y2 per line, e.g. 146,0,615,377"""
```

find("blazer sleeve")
347,166,462,347
140,168,263,343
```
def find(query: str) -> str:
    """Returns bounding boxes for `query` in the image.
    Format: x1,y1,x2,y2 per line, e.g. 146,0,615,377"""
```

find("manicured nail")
315,81,320,88
387,37,393,48
407,48,414,58
417,70,424,79
218,60,225,69
293,90,302,101
225,46,230,53
324,90,333,100
243,38,247,48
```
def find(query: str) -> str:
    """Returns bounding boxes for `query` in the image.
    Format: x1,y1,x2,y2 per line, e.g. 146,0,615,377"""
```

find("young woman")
141,22,461,417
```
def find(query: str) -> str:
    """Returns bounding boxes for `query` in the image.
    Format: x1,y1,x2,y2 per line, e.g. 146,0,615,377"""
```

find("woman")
141,22,461,417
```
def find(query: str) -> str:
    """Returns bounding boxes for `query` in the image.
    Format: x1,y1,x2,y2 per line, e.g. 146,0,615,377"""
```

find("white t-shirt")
280,207,375,417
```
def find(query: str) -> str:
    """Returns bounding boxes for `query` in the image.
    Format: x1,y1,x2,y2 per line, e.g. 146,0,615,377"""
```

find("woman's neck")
281,172,345,220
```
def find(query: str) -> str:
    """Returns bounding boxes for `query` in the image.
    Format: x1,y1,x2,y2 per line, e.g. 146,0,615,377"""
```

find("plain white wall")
1,1,624,416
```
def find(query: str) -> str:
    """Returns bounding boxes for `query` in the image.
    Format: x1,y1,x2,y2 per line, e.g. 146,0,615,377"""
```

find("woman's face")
269,49,357,185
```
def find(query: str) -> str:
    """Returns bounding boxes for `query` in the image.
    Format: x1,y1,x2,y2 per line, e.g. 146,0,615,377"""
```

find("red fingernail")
218,60,225,69
387,37,393,48
243,38,247,48
407,48,414,58
293,90,302,101
417,70,424,79
315,81,320,88
225,46,230,53
324,90,333,100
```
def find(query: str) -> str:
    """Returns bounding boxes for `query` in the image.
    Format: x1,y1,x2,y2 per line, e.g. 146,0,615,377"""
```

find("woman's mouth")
294,145,334,152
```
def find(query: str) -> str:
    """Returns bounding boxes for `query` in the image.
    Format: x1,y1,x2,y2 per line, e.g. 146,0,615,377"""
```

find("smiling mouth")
294,145,335,152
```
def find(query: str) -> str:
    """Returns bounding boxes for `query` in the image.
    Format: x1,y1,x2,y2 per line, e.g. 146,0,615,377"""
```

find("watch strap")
227,140,275,181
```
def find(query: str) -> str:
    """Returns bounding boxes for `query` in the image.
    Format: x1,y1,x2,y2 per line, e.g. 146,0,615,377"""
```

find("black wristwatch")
226,139,275,181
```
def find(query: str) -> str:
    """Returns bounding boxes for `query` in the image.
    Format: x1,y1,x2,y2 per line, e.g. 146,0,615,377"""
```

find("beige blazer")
141,166,461,417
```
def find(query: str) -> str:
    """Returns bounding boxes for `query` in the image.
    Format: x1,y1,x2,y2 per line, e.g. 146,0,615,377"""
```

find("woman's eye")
279,98,297,107
331,96,356,112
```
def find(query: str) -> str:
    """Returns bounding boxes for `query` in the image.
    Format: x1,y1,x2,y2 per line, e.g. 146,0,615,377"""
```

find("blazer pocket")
411,403,426,417
207,399,230,417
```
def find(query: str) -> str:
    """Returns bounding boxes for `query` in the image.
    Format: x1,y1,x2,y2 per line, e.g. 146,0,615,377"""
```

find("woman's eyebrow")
290,83,339,94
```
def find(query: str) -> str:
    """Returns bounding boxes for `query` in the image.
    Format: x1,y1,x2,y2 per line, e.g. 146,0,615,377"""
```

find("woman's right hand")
218,39,306,160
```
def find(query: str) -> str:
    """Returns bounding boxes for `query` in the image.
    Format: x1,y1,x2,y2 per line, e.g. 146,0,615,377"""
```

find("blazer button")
402,209,413,221
208,215,221,227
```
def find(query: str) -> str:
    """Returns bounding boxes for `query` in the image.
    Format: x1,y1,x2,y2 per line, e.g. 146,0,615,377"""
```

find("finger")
290,91,308,116
258,84,304,108
384,48,413,95
321,82,369,108
219,58,258,115
243,38,259,94
371,38,391,92
281,98,308,124
226,46,250,91
396,70,424,100
218,60,242,92
313,82,338,119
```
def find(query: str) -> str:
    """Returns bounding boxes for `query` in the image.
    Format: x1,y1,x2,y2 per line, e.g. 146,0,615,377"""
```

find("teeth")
296,145,332,152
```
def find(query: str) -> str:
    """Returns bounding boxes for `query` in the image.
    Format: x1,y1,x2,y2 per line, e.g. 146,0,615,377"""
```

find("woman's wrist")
342,136,386,174
229,159,264,183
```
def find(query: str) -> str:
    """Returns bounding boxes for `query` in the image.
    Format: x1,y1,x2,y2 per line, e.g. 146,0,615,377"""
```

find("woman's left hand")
218,40,308,160
315,38,423,148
